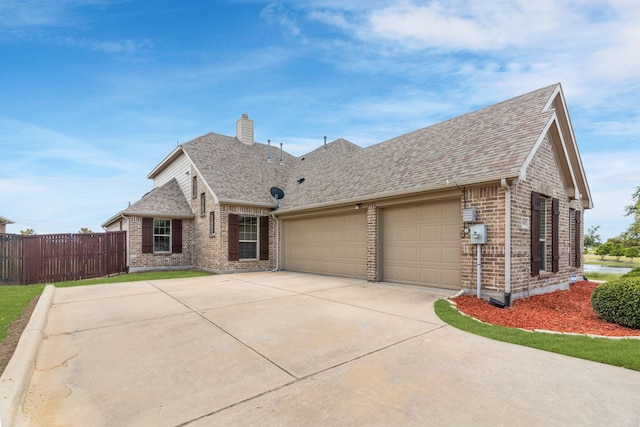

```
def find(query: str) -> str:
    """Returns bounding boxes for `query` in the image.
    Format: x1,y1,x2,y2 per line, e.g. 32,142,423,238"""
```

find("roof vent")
236,114,254,145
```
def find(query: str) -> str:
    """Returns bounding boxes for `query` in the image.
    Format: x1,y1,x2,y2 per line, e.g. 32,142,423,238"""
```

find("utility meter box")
470,224,487,244
462,208,477,223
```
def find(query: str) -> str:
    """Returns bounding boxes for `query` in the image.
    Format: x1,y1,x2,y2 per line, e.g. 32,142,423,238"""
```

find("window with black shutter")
142,217,153,254
228,214,239,261
552,198,559,273
259,216,269,260
172,219,182,253
575,210,581,267
531,192,541,276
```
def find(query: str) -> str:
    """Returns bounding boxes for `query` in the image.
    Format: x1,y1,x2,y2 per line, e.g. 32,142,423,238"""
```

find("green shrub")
591,278,640,329
622,267,640,278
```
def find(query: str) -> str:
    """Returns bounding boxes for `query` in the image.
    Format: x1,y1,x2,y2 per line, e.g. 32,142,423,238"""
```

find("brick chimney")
236,114,254,145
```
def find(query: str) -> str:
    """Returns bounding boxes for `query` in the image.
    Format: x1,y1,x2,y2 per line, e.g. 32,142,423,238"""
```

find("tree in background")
624,186,640,240
19,228,36,235
79,227,94,234
595,242,613,260
626,246,640,262
610,244,626,262
584,225,601,250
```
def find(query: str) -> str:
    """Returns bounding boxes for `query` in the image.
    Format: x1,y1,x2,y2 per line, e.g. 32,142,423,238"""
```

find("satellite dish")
270,187,285,200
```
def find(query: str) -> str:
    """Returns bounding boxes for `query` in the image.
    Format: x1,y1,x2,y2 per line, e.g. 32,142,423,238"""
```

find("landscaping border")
0,285,55,427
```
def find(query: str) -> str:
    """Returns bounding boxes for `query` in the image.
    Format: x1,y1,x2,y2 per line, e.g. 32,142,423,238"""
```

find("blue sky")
1,0,638,240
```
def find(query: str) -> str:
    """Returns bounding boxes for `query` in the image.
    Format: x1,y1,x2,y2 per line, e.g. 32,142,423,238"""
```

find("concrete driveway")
2,272,639,426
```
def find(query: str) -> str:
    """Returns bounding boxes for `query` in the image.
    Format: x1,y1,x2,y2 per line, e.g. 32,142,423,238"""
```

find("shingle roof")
281,84,558,209
122,83,585,217
0,215,14,225
182,132,296,206
123,178,194,218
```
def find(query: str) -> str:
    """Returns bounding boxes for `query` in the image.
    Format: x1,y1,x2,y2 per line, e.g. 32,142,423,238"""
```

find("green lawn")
435,299,640,371
0,270,211,343
584,253,640,268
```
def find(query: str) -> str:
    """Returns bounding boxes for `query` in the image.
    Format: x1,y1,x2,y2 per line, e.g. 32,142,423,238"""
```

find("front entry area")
381,199,461,289
281,211,367,279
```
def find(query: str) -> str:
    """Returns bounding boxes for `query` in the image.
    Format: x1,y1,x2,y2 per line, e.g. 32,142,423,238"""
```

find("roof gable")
180,132,295,206
124,178,194,218
520,85,592,208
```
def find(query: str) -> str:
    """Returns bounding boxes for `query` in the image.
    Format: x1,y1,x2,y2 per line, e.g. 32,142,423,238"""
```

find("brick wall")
459,134,583,301
509,134,583,299
367,203,378,281
190,168,276,272
460,185,506,295
128,215,194,271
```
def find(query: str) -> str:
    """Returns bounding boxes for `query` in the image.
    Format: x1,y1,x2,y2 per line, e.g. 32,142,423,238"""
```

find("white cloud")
0,118,141,175
62,37,154,53
261,2,303,37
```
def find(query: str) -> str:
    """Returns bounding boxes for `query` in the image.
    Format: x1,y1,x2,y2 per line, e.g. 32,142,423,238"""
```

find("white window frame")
238,216,258,259
153,219,171,253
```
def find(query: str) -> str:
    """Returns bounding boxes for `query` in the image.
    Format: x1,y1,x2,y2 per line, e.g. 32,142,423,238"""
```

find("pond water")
583,264,633,274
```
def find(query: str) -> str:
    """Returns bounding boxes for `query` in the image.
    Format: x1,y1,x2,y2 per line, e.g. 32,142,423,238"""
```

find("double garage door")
282,212,368,279
281,198,460,289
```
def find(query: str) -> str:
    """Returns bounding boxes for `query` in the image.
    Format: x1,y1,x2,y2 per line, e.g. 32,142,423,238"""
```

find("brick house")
103,83,592,305
0,215,14,234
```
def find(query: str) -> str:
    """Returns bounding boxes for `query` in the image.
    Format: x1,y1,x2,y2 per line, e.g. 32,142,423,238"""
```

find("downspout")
500,178,512,307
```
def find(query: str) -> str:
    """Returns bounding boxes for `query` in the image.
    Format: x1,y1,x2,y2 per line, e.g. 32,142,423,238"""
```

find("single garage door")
282,212,367,279
382,199,460,289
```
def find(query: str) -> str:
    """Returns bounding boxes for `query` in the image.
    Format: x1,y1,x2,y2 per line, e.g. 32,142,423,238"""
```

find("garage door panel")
283,212,367,279
401,247,418,262
420,247,439,263
400,266,419,282
419,268,439,285
383,199,460,289
442,269,460,288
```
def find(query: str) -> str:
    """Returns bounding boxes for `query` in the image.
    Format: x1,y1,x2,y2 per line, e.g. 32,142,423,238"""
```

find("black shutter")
228,214,239,261
551,198,559,273
142,218,153,254
172,219,182,253
259,216,269,261
531,192,541,276
575,210,581,267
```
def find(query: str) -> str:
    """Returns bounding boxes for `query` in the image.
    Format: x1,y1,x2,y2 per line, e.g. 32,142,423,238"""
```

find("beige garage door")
382,199,460,289
282,212,367,279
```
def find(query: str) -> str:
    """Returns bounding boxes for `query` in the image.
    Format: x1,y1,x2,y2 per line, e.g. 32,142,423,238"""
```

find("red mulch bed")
452,281,640,337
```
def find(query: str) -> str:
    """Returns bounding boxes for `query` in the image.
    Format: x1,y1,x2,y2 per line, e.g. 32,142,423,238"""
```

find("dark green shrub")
622,267,640,279
591,278,640,329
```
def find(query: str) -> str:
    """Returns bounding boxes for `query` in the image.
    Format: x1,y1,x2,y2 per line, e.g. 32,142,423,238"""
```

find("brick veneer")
128,215,194,271
191,168,276,273
366,203,378,281
459,134,583,300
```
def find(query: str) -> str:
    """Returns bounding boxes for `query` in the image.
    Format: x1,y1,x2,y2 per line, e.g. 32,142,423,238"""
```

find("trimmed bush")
591,278,640,329
622,267,640,279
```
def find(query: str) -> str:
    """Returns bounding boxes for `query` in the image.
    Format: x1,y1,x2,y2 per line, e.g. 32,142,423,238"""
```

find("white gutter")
500,178,512,306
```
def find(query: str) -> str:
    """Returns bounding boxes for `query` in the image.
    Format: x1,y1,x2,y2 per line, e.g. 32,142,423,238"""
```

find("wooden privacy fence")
0,231,127,285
